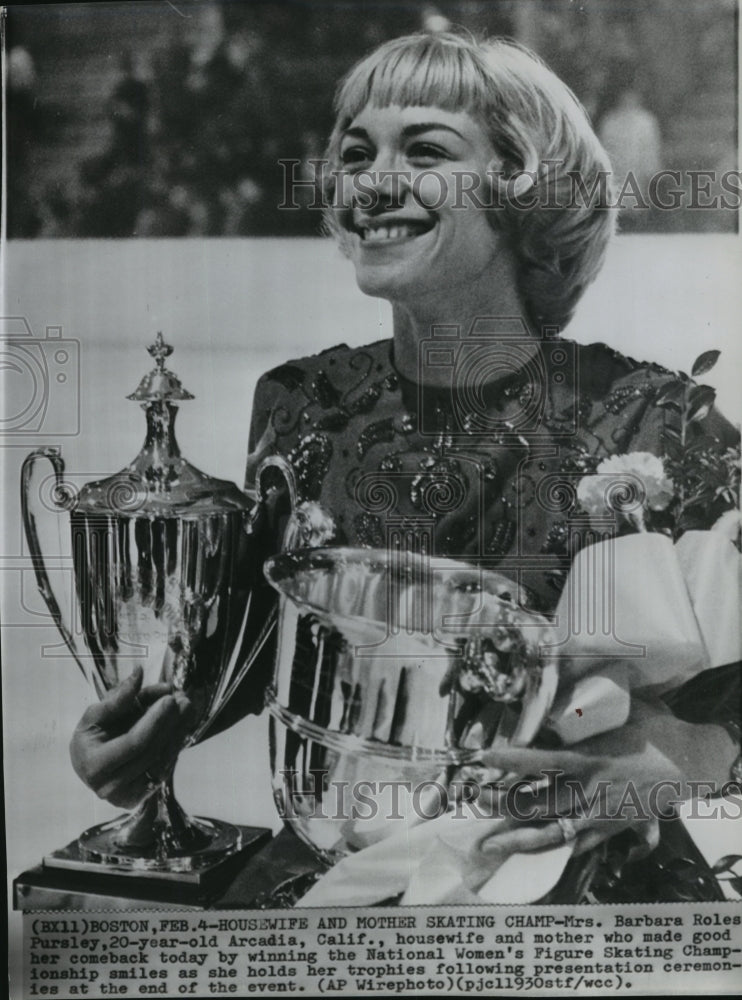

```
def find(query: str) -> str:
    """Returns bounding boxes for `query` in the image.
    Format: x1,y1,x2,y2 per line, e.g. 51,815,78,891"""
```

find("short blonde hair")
324,32,616,330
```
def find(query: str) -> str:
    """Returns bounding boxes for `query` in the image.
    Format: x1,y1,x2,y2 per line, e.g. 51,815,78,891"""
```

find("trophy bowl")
20,336,293,877
264,546,559,867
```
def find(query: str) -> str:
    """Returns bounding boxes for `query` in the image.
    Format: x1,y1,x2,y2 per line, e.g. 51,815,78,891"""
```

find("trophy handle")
254,454,298,530
189,455,302,743
20,447,87,681
255,455,336,550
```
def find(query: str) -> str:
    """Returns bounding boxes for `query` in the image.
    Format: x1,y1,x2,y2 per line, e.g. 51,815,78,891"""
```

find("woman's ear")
486,157,536,208
486,124,539,204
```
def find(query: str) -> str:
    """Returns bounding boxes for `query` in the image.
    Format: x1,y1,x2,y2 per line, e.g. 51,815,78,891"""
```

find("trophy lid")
127,331,195,402
74,334,252,518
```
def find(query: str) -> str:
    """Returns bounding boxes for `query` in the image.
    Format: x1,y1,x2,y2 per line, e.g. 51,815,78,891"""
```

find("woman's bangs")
335,38,489,123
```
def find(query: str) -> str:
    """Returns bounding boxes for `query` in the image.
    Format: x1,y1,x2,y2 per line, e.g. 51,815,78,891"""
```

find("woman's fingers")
87,703,192,810
93,694,191,776
479,743,597,777
125,691,194,754
135,682,176,710
93,724,199,810
479,820,566,857
70,686,194,802
477,812,637,860
95,703,191,787
78,666,145,729
94,772,155,810
452,757,657,863
470,775,658,862
79,669,179,729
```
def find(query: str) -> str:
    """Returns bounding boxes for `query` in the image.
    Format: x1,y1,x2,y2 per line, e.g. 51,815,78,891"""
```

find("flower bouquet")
550,350,740,731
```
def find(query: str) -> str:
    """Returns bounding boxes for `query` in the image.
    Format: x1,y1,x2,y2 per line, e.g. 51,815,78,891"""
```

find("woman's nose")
357,152,411,213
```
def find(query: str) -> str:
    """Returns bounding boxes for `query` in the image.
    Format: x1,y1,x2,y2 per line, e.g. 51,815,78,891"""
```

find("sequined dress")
246,334,734,608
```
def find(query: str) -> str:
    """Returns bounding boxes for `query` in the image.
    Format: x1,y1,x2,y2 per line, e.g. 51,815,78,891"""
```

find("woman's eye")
408,143,447,164
340,147,373,170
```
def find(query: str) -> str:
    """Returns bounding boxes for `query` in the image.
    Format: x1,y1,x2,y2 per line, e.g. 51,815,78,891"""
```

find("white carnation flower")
577,451,674,527
293,501,336,546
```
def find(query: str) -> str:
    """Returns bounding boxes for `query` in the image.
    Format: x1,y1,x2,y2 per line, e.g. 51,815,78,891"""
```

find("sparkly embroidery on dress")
246,337,738,612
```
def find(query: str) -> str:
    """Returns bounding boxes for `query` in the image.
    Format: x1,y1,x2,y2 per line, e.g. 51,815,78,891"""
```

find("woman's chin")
353,261,422,303
354,271,400,301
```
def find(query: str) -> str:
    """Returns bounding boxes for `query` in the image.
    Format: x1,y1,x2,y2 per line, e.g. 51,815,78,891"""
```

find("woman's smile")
336,104,507,309
354,217,435,244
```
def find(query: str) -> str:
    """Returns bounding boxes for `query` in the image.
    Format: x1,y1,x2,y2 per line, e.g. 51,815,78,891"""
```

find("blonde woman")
72,31,739,903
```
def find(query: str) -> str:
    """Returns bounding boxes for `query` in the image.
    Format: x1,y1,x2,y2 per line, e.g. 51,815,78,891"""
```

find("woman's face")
335,104,506,310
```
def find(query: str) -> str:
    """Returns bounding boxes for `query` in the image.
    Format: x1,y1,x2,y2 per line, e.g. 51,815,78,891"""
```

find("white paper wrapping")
297,806,575,907
674,530,742,669
546,663,631,744
551,533,710,690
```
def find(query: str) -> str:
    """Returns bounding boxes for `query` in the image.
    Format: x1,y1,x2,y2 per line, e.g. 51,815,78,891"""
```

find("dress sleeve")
596,356,740,532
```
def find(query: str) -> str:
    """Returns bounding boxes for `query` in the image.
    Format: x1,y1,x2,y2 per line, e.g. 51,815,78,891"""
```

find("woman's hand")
467,697,737,864
69,666,194,809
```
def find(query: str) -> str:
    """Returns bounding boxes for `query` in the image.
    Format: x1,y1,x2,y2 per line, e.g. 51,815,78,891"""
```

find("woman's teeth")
361,223,426,242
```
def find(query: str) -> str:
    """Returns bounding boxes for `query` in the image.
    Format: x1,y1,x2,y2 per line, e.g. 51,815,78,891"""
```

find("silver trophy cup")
21,335,297,878
264,547,559,867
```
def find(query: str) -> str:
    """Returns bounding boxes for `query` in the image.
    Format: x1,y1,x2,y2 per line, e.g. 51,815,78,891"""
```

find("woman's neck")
391,274,535,388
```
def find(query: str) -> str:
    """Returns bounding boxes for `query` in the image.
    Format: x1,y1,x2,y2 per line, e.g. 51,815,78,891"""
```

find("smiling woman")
69,30,740,907
332,104,510,324
323,33,616,336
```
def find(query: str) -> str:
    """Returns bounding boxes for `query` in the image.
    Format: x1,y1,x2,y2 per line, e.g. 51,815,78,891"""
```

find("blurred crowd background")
6,0,738,238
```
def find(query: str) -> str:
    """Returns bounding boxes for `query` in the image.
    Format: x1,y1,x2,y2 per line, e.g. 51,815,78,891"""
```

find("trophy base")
46,815,255,882
14,827,333,911
73,813,243,876
14,825,273,911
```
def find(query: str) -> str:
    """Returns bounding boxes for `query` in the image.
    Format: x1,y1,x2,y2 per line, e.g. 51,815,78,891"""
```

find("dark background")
5,0,739,237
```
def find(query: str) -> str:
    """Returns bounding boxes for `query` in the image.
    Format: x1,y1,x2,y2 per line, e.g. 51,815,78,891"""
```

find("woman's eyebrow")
401,123,466,140
341,127,371,141
341,123,467,141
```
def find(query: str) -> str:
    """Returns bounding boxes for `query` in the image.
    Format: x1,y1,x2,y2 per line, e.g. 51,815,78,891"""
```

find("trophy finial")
148,332,173,372
127,333,195,402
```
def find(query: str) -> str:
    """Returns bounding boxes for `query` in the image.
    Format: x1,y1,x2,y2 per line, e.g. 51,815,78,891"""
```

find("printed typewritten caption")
23,904,742,996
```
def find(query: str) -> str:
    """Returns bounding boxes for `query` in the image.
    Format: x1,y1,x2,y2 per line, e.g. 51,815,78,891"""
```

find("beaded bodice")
246,334,736,613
